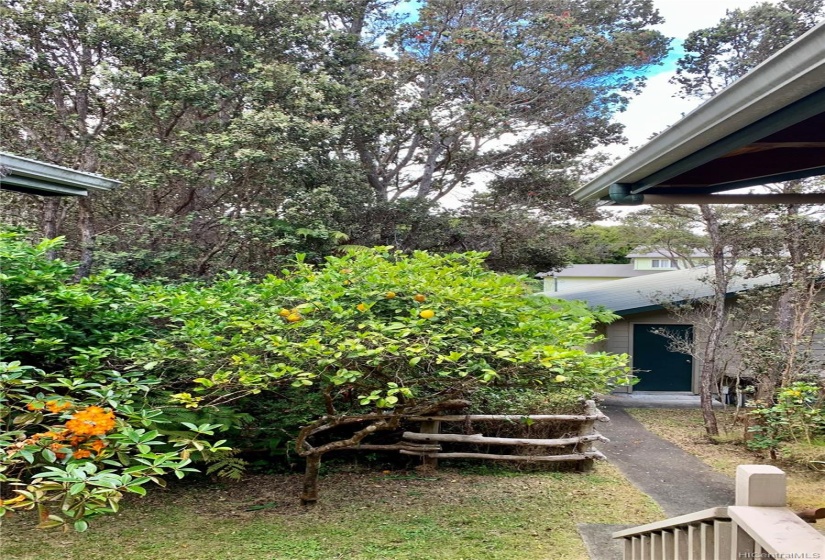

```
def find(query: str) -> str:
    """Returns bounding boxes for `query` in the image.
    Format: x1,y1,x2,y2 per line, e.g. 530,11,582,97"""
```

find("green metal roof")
0,152,121,197
573,20,825,205
548,266,781,316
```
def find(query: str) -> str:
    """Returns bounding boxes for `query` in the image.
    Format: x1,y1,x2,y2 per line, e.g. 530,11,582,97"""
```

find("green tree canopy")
1,0,670,277
672,0,824,98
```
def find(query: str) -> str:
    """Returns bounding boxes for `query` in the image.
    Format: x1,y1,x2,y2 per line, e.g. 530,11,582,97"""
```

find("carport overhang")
0,152,121,197
572,20,825,206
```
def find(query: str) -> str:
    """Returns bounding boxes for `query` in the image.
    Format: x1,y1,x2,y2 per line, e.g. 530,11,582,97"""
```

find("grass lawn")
0,463,661,560
627,408,825,510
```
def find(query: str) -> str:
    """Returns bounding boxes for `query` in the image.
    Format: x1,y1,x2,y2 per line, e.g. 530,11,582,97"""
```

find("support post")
576,400,598,472
419,420,441,470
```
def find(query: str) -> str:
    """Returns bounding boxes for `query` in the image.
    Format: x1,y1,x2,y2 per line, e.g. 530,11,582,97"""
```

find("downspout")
608,184,644,205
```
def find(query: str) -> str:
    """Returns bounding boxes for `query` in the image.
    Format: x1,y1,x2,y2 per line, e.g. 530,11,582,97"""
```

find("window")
651,259,677,268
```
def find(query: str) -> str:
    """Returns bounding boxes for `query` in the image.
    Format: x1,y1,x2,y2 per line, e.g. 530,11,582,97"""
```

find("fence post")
419,420,441,470
735,465,786,506
576,400,598,472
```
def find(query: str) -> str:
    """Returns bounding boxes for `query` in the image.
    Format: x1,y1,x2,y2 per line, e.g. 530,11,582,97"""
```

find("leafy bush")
0,231,223,529
748,382,825,459
0,361,227,531
135,247,629,502
0,231,150,372
141,248,629,413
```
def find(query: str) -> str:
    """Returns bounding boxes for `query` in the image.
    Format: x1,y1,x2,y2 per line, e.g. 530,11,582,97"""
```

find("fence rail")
400,400,608,470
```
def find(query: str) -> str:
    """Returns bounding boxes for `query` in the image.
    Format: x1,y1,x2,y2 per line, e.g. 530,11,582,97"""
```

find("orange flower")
25,402,39,411
49,442,67,460
65,406,116,437
90,439,107,455
43,430,67,441
45,400,71,414
69,436,88,447
73,449,92,459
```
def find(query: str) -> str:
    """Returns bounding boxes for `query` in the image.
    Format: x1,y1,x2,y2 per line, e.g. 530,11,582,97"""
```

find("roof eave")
0,152,121,196
572,21,825,202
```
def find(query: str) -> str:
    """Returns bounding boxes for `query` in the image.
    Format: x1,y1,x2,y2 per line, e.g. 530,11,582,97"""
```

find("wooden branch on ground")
399,450,607,462
402,432,608,447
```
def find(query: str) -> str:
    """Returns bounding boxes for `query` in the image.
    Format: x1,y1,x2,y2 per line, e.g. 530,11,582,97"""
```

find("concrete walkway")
577,398,735,560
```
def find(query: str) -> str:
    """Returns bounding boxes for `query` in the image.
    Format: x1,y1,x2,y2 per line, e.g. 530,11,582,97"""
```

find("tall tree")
0,0,348,277
672,0,825,98
325,0,670,247
2,0,671,277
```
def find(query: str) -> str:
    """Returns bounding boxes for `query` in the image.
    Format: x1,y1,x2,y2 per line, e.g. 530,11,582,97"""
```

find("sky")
614,0,782,155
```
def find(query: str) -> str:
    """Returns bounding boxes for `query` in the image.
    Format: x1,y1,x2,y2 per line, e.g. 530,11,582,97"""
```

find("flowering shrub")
748,382,825,457
0,362,227,531
144,248,630,410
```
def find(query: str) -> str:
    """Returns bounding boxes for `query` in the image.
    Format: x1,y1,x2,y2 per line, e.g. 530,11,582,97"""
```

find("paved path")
577,401,735,560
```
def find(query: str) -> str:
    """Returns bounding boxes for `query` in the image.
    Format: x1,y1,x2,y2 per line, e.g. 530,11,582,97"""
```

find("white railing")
613,465,825,559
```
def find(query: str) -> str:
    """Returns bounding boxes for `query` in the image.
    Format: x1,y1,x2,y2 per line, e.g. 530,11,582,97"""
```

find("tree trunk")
40,198,64,259
699,205,724,436
74,197,96,280
300,453,322,506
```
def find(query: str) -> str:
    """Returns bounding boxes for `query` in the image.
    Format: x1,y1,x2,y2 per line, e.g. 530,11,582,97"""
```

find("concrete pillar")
735,465,786,507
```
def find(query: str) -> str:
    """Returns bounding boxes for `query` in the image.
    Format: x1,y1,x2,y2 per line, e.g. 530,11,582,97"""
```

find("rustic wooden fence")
397,399,610,470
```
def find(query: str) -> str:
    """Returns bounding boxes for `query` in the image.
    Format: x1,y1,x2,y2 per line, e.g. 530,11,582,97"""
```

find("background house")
547,266,790,394
537,248,711,292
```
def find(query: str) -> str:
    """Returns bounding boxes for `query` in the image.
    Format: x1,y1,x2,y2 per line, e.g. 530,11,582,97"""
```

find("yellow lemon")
419,309,435,319
286,313,302,323
385,291,396,299
554,375,568,383
278,308,291,317
414,294,427,302
356,303,368,312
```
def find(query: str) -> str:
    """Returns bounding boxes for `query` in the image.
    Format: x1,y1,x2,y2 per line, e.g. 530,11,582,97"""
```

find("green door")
632,324,693,391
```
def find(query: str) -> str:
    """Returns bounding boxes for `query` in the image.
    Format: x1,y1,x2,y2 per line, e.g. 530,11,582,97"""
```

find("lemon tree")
143,247,629,502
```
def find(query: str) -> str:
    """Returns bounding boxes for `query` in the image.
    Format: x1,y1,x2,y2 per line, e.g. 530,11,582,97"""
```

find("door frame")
629,321,698,394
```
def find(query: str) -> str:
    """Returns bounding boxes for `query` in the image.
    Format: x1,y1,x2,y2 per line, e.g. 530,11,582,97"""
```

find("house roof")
537,264,662,279
548,266,781,316
0,152,121,196
572,20,825,205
